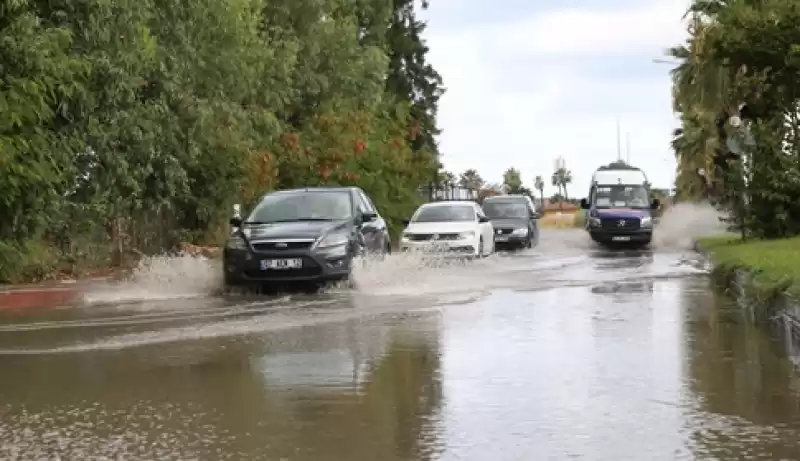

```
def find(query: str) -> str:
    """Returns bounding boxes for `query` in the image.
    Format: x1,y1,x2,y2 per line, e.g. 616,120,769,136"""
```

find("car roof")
420,201,477,208
483,195,531,203
272,187,357,194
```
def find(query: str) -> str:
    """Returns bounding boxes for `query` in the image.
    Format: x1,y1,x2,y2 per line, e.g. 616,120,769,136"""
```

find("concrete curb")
0,287,79,310
0,279,105,310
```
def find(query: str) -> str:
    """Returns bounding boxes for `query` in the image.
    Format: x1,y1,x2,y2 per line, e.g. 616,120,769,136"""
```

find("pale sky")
420,0,689,197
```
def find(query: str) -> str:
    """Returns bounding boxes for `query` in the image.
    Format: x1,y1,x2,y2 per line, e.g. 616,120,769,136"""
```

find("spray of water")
82,250,462,305
653,202,727,250
348,251,484,296
82,255,222,305
80,204,725,306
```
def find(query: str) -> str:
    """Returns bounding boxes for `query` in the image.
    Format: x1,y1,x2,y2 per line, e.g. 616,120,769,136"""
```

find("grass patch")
573,210,586,228
696,234,800,303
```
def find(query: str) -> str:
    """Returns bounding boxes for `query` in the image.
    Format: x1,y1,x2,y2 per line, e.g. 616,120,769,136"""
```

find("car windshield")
412,205,475,222
593,185,650,209
246,191,353,223
482,201,528,218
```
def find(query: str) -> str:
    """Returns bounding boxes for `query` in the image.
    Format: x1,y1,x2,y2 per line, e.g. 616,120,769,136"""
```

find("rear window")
412,205,475,222
482,200,528,218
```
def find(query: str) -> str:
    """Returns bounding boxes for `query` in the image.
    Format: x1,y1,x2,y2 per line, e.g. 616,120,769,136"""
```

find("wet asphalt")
1,228,800,460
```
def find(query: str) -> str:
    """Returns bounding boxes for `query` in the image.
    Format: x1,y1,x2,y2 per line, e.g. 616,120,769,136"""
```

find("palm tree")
534,175,544,208
437,170,456,187
551,171,563,211
558,168,573,201
667,10,736,200
459,169,484,192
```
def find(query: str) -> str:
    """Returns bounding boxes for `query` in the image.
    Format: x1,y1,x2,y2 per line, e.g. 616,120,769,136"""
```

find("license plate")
495,236,508,241
260,258,303,270
611,236,631,242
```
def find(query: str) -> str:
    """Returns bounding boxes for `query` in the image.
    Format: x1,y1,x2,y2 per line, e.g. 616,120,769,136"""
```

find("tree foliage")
551,167,573,200
0,0,443,282
669,0,800,239
459,169,484,191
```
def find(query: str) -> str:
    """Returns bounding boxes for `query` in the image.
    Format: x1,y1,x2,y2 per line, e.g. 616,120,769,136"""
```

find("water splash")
348,250,483,296
82,255,222,305
654,202,726,250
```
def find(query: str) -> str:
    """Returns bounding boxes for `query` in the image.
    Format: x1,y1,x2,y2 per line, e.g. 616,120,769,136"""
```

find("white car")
399,201,495,257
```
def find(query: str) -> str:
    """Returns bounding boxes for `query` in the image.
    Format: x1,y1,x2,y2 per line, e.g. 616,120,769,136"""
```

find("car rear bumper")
399,240,476,255
223,246,352,285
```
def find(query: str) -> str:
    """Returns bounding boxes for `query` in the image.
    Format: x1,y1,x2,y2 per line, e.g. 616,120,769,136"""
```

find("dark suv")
223,187,390,289
482,195,539,249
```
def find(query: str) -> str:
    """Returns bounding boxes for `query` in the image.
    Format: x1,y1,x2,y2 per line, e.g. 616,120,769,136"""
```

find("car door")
356,190,387,252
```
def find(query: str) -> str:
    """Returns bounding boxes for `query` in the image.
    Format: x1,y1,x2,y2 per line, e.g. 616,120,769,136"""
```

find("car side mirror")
530,212,539,219
361,211,377,222
478,216,490,223
580,198,590,209
230,217,243,227
651,198,661,210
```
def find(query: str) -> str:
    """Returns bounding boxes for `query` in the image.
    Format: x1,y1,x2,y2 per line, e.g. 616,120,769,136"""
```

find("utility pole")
616,118,622,161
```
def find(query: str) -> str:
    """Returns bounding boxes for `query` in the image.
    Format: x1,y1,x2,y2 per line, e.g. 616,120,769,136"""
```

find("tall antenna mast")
616,118,621,160
626,132,630,164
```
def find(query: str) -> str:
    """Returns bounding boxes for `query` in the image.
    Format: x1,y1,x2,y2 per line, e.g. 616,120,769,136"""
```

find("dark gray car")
482,195,539,249
223,187,390,289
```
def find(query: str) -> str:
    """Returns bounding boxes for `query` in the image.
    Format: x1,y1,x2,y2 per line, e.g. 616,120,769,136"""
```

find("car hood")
594,208,651,219
488,218,527,228
242,221,347,240
405,222,476,234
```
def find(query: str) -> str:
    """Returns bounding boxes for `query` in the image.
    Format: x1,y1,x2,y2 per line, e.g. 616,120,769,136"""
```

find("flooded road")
2,228,800,460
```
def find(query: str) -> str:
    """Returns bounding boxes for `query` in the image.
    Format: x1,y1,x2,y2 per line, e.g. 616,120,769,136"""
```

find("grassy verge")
539,211,583,229
696,234,800,302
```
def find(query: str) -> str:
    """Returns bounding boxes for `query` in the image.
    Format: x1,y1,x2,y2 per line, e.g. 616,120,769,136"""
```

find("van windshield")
593,185,649,209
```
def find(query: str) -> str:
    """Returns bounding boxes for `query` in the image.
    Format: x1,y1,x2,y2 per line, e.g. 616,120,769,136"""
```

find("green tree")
384,0,444,185
437,170,456,186
502,167,524,193
668,0,800,238
0,0,445,282
459,169,484,191
551,168,572,201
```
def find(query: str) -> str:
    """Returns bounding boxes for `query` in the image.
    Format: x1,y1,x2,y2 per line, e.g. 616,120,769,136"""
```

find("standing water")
2,203,798,460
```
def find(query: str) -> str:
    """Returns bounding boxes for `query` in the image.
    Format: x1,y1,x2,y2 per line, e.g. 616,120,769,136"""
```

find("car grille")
252,241,314,251
600,218,640,230
407,233,460,241
495,228,514,235
244,256,322,278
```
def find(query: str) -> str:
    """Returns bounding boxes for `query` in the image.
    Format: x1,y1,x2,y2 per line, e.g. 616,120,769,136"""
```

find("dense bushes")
0,0,443,282
669,0,800,239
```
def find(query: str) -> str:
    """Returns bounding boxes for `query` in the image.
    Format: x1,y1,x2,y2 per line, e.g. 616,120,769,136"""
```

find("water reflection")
0,312,444,460
684,286,800,458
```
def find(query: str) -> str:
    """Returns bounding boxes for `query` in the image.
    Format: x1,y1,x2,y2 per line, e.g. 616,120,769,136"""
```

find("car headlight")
226,235,248,250
641,216,653,228
588,217,601,227
457,231,475,239
510,228,528,236
316,232,349,248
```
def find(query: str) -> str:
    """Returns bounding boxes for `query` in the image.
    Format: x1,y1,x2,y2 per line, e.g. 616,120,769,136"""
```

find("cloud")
421,0,689,194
